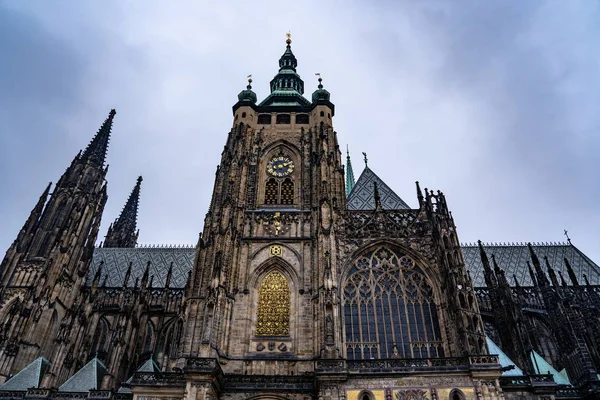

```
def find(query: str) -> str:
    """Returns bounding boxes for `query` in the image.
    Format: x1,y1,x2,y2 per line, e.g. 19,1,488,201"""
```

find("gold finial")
247,74,252,84
286,31,292,45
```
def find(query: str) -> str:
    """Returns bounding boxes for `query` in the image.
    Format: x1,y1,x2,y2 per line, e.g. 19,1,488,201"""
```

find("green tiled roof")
0,357,49,391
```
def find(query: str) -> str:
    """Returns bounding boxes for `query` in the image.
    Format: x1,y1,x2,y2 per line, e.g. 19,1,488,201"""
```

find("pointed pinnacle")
81,109,116,167
564,258,579,286
19,181,52,237
104,176,142,248
373,181,381,209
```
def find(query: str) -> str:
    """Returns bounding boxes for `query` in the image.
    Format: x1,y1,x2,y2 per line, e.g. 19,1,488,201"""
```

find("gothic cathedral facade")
1,37,600,400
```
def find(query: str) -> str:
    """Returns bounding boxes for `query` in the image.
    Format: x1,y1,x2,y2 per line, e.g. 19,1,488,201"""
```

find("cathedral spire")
81,109,116,167
103,176,142,248
345,146,355,197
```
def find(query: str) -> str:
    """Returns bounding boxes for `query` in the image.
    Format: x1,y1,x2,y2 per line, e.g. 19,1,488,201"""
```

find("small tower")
103,176,143,248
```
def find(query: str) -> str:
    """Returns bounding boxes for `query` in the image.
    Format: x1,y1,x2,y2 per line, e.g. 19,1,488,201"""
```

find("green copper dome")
258,37,311,107
237,79,257,104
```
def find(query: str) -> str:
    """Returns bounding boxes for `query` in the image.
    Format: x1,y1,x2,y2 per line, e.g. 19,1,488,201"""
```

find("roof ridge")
460,241,571,247
96,244,196,250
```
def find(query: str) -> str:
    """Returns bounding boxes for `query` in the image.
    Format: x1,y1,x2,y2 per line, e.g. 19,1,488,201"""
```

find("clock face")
267,156,294,177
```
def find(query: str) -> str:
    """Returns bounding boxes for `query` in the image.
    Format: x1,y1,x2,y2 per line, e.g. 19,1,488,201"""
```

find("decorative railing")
87,390,114,399
0,390,25,398
25,388,54,398
555,388,581,398
184,357,222,374
344,210,423,239
53,393,88,399
224,375,314,391
130,372,186,387
316,356,500,374
499,374,555,387
92,288,184,313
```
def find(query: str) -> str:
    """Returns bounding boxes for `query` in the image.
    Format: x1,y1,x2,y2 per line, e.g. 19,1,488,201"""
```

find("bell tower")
180,36,345,397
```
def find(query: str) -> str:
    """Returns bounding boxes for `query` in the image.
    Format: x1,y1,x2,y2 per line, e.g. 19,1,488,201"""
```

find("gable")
347,167,410,211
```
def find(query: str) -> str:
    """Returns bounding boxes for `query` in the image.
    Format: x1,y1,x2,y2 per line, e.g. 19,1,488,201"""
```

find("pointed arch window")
265,179,279,205
264,178,295,206
280,179,294,205
256,271,290,336
343,246,443,359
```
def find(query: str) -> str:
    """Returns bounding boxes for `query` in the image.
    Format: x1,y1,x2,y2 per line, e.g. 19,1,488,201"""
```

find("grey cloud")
0,1,598,264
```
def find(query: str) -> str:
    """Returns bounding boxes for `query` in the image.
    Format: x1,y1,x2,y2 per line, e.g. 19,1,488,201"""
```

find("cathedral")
1,36,600,400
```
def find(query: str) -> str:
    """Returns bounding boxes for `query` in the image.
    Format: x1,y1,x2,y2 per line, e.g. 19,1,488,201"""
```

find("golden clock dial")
267,156,294,177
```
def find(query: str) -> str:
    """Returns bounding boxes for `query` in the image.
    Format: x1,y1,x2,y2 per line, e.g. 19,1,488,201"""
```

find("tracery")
343,246,443,359
256,271,290,336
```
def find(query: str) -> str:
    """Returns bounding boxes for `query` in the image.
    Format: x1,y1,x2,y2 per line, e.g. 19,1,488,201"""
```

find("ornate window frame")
341,242,447,360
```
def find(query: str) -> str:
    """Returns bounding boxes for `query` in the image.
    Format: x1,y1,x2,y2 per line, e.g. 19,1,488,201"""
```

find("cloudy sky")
1,1,599,264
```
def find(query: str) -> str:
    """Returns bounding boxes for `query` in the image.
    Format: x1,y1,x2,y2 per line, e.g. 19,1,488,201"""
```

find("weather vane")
362,152,368,167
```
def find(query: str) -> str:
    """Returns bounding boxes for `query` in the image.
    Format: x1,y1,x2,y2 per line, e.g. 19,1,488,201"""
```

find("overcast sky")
1,1,599,264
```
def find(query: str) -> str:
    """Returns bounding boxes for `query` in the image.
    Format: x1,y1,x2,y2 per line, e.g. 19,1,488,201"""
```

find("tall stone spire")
103,176,142,248
81,109,116,167
345,146,355,197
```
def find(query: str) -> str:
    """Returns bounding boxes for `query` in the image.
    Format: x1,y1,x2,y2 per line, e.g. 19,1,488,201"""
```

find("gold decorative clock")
267,156,294,177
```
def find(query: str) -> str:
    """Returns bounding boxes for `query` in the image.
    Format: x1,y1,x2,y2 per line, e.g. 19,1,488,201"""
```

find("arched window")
450,389,466,400
242,112,247,118
90,317,110,361
276,114,291,124
258,114,271,124
320,111,325,117
343,246,443,359
265,179,278,205
295,114,309,124
256,271,290,336
143,321,154,354
280,179,294,205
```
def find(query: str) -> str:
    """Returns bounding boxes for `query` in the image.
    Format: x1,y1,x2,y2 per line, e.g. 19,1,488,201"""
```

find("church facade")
0,37,599,400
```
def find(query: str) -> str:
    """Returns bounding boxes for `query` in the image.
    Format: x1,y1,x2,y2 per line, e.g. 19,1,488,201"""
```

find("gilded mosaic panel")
256,271,290,336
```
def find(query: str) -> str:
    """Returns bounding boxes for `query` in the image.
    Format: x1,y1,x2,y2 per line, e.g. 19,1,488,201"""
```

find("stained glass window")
256,271,290,336
343,246,443,359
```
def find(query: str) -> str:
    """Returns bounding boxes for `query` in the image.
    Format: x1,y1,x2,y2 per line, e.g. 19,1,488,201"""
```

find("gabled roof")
58,357,107,392
531,350,570,385
89,246,196,288
347,167,411,211
0,357,49,391
462,243,600,287
118,358,161,393
486,337,524,376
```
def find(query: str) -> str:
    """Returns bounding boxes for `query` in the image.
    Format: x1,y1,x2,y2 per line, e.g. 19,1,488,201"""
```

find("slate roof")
347,167,411,211
88,243,599,290
0,357,49,391
118,358,161,393
58,357,107,392
485,337,523,376
463,243,600,287
531,350,570,385
88,246,196,288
